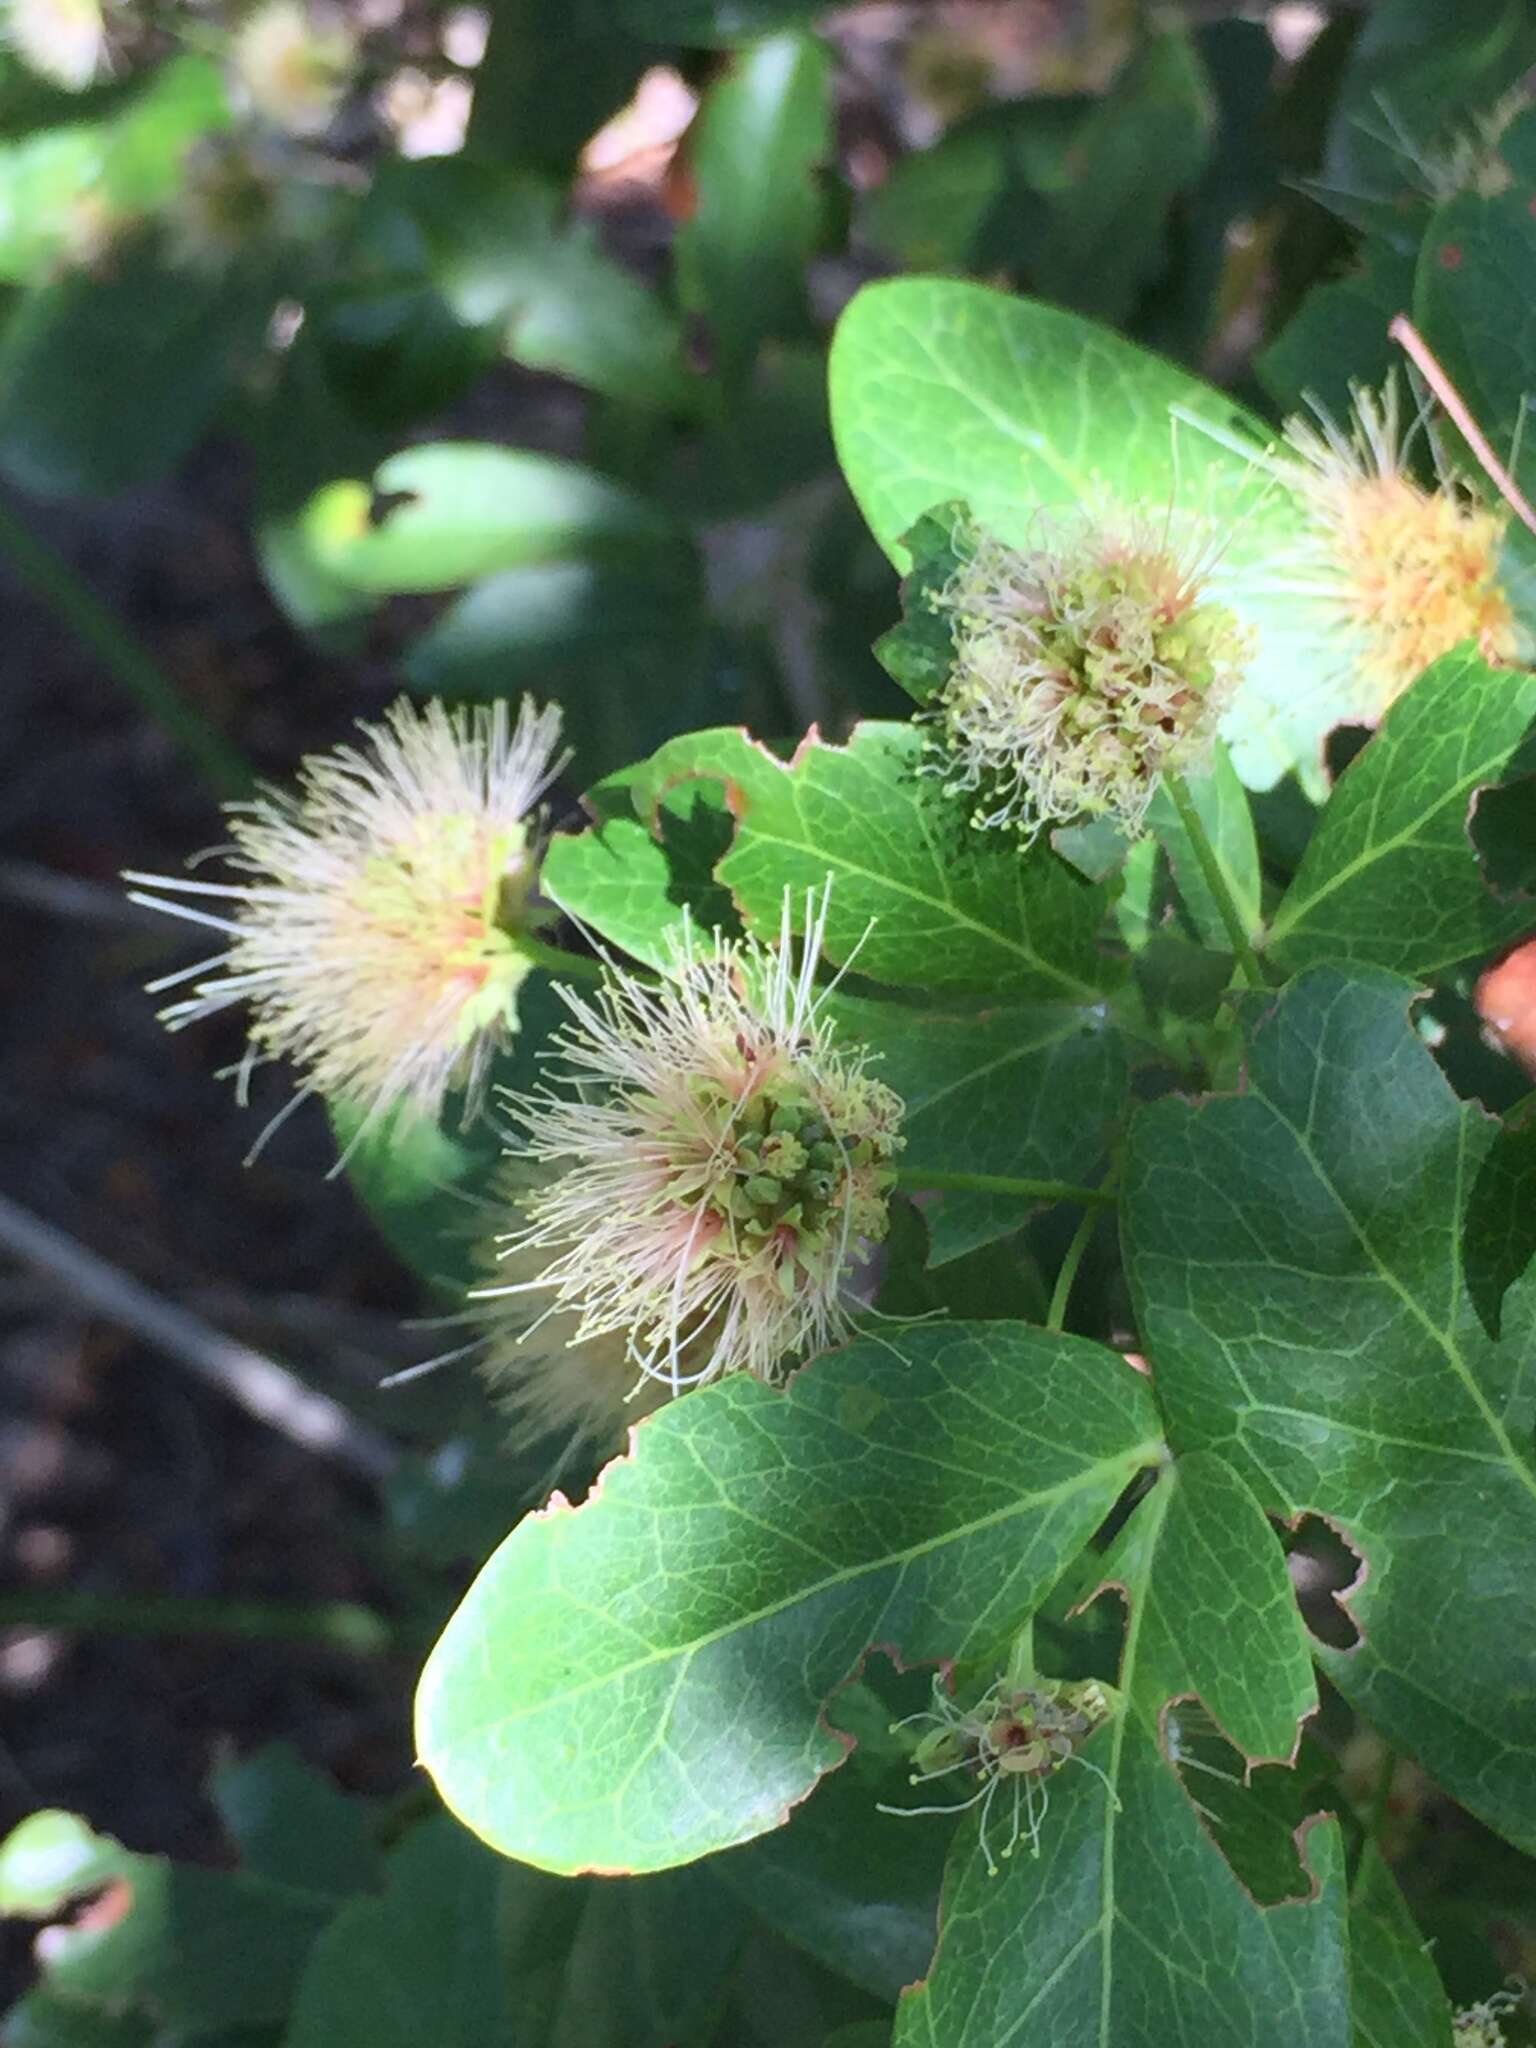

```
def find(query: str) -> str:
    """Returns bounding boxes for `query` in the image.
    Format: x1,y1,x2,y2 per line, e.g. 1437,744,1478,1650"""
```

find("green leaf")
0,1991,154,2048
416,1323,1162,1874
720,1743,946,2004
1258,242,1418,416
1464,1114,1536,1340
282,1817,512,2048
409,165,693,411
872,506,965,707
210,1745,382,1899
542,774,739,973
828,277,1342,795
675,31,830,387
1123,965,1536,1853
0,1811,332,2033
293,444,673,595
0,246,272,497
1146,743,1262,951
1267,650,1536,979
1349,1844,1452,2048
499,1860,748,2047
623,721,1123,1000
470,0,647,176
829,994,1126,1264
894,1463,1345,2048
1414,161,1536,501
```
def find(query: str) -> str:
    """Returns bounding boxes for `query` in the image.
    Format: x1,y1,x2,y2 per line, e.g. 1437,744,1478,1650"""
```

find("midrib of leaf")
442,1432,1165,1740
1266,727,1524,948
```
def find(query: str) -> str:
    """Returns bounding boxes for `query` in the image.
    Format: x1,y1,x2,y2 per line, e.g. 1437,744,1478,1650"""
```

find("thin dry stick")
0,1191,397,1482
1389,312,1536,538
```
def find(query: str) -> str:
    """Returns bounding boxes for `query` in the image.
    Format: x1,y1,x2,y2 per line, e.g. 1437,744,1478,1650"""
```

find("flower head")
231,0,354,137
127,695,567,1126
924,507,1252,841
881,1673,1116,1875
1282,376,1516,717
488,889,904,1393
5,0,107,89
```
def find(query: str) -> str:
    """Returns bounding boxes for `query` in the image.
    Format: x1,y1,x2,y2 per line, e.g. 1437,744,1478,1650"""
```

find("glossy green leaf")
1267,650,1536,979
1349,1845,1451,2048
612,0,822,43
294,444,672,595
416,1323,1162,1874
283,1817,511,2048
615,721,1123,1000
830,993,1126,1264
210,1745,381,1899
1123,965,1536,1852
828,277,1342,794
675,31,829,386
894,1463,1344,2048
1147,744,1263,951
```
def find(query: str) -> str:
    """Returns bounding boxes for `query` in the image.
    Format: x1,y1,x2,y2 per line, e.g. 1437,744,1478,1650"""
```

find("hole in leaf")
1471,773,1536,899
1324,722,1372,783
1164,1703,1332,1906
1284,1515,1363,1650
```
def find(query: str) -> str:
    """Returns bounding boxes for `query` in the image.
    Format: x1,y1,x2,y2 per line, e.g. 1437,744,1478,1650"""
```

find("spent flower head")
1282,375,1517,717
127,695,567,1128
231,0,354,137
880,1672,1117,1875
486,887,904,1394
924,505,1252,841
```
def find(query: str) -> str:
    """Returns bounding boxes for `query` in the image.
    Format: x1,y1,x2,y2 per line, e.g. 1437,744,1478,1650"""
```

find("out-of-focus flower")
1282,376,1516,719
127,696,567,1127
487,887,904,1394
4,0,108,90
230,0,354,138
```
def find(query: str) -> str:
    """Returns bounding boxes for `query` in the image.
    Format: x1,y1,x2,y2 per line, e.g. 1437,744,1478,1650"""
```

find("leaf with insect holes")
1267,650,1536,980
828,277,1344,794
415,1323,1162,1874
893,1456,1343,2048
1124,965,1536,1855
602,721,1125,1002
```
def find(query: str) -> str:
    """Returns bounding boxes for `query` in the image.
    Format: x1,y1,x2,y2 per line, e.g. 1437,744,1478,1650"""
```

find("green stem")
1164,770,1266,991
0,490,254,800
0,1589,417,1656
894,1168,1115,1207
1046,1170,1118,1331
518,932,610,982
